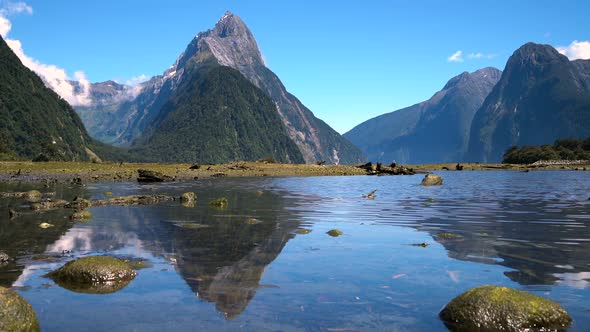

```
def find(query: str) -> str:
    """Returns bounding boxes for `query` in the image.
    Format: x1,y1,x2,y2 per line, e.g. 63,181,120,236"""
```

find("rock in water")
439,285,572,331
48,256,137,294
0,286,40,332
180,192,196,203
421,174,443,186
137,169,174,183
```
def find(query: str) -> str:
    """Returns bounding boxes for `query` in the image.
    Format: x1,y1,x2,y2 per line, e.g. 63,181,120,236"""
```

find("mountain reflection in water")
0,172,589,331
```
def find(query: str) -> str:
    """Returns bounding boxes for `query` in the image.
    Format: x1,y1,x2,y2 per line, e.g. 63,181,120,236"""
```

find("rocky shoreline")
0,161,586,184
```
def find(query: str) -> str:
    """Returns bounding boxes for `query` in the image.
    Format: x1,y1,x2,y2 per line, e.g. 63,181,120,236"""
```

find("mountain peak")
510,42,567,66
443,67,501,90
212,11,249,38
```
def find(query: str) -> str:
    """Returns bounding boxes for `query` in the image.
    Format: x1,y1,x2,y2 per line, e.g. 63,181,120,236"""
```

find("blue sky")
1,0,589,133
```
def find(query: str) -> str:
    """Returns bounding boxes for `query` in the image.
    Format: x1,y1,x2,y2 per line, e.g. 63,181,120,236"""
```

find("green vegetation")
0,36,94,161
503,137,590,164
130,61,304,164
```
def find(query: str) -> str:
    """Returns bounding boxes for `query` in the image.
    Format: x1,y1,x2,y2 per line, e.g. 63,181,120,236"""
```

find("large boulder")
47,256,137,294
0,286,40,332
421,174,443,186
440,285,572,331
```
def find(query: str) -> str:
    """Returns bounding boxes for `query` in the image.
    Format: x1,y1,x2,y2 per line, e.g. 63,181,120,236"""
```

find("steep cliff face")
345,68,501,163
75,12,364,164
467,43,590,162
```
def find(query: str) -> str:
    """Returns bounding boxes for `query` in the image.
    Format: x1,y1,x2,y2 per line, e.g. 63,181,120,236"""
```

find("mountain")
76,12,364,164
0,36,97,161
344,67,501,163
132,62,304,163
467,43,590,162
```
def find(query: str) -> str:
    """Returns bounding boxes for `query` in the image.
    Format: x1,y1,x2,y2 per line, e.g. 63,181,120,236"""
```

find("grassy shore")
0,161,586,183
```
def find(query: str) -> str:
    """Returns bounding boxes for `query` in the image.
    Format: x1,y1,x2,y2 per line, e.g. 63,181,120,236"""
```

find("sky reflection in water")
0,171,589,331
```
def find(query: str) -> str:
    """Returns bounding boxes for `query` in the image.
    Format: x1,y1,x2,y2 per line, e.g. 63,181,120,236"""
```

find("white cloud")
0,1,32,16
0,14,10,37
448,50,463,62
557,40,590,60
1,2,92,106
467,52,495,60
125,74,149,86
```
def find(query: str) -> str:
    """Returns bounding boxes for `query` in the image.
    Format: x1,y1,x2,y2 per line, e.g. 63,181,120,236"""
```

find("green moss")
48,256,136,287
0,286,40,332
209,197,228,208
440,285,572,331
326,229,343,237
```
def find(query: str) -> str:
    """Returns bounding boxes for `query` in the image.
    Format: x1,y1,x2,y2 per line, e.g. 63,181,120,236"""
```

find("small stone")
421,174,443,186
209,198,228,208
0,252,9,263
180,192,196,203
326,229,343,237
39,222,54,229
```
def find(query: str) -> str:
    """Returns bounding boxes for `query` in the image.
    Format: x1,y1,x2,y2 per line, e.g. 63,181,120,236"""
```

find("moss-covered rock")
0,286,40,332
209,197,228,208
421,174,443,186
439,285,572,331
326,229,343,237
70,210,93,221
48,256,136,294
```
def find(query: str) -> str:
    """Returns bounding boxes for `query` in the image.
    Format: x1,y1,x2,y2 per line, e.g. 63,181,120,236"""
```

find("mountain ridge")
344,67,502,163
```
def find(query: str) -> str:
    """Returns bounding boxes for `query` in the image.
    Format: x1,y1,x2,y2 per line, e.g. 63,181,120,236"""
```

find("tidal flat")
0,169,589,331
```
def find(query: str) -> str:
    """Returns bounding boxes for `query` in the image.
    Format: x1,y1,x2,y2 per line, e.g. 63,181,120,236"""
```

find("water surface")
1,171,589,331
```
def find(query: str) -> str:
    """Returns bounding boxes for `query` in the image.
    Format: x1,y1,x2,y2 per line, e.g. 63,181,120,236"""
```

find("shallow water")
0,171,589,331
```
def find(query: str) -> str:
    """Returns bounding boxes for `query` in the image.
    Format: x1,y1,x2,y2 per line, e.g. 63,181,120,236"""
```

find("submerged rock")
0,286,40,332
70,210,93,221
421,174,443,186
326,229,343,237
295,229,312,235
48,256,136,294
30,200,69,211
0,190,42,201
137,169,174,183
439,285,572,331
437,233,460,239
209,197,228,208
